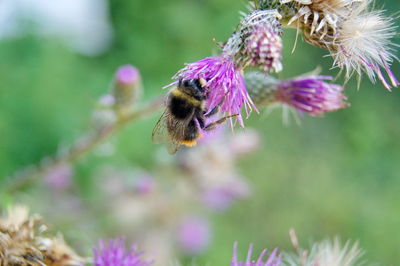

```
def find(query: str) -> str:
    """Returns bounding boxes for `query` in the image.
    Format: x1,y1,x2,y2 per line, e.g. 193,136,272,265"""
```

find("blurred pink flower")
177,217,211,255
133,175,155,195
116,65,141,86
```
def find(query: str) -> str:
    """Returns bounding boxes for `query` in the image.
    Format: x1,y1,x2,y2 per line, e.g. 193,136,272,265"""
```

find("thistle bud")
113,65,142,112
245,25,283,72
246,71,280,106
239,10,283,72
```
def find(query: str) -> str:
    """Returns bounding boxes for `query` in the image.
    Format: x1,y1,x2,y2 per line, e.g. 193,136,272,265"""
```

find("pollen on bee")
181,140,197,147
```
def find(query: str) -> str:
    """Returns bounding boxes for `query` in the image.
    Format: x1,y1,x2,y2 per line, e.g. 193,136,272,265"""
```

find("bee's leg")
203,114,238,131
205,105,220,117
205,90,230,117
197,116,205,129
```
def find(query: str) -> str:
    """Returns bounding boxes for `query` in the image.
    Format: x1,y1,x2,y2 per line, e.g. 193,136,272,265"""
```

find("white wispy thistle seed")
332,3,399,89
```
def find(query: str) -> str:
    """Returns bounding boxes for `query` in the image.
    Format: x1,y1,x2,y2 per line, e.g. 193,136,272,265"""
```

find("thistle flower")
174,56,256,126
0,205,83,265
246,71,348,116
276,76,348,115
231,242,282,266
176,217,211,255
93,238,152,266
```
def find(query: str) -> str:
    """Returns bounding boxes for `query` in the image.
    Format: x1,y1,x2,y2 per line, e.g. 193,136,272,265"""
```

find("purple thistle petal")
174,56,258,127
231,243,282,266
93,238,152,266
357,55,399,91
276,76,348,116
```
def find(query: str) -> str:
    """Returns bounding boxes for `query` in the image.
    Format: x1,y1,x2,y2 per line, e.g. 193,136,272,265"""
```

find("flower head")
93,238,152,266
174,56,257,127
276,76,348,115
231,242,282,266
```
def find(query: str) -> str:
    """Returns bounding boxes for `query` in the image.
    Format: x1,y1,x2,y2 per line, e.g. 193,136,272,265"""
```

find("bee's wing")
152,109,171,144
152,109,187,154
165,140,181,154
152,109,190,154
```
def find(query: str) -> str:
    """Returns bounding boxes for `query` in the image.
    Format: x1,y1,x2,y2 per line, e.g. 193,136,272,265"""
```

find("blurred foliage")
0,0,400,265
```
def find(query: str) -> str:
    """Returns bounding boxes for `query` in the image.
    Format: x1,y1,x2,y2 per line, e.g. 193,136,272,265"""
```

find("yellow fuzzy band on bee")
181,140,197,147
171,89,202,107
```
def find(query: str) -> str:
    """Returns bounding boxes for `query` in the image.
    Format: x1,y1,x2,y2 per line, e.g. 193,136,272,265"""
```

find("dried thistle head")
0,205,84,266
332,4,399,89
280,0,399,90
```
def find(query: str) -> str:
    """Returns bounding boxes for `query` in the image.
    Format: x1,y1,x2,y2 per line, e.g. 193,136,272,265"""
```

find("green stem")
4,97,164,194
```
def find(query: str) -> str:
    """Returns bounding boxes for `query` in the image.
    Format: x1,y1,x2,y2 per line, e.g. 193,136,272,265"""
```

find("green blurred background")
1,0,399,264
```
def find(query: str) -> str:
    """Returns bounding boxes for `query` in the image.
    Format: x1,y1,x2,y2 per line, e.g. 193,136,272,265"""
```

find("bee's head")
178,78,207,99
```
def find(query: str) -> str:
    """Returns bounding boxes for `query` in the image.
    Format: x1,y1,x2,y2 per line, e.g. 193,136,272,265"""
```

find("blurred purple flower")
44,163,73,190
177,217,211,255
93,238,152,266
276,76,348,116
173,56,257,127
231,242,282,266
133,175,155,195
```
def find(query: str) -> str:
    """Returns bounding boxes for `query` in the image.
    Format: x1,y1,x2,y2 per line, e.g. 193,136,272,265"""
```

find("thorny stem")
4,97,164,193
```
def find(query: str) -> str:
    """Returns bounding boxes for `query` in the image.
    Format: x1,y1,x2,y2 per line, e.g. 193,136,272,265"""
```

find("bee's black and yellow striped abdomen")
167,88,204,146
169,89,202,119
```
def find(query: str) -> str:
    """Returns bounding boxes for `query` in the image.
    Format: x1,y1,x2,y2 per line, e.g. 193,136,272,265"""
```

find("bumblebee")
152,78,236,154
